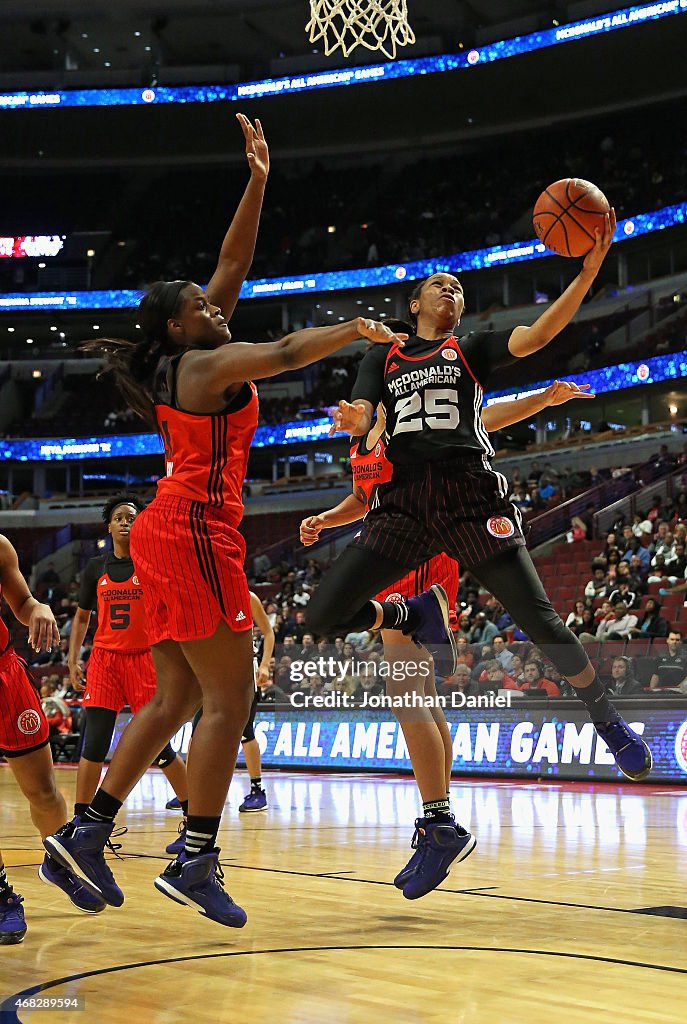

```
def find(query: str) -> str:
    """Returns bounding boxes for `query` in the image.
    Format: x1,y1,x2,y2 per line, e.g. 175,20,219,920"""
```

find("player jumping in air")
44,114,415,929
306,211,652,897
300,382,594,897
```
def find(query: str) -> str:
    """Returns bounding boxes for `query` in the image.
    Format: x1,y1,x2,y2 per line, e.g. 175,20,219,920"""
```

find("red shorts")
376,553,459,624
83,647,157,714
0,648,50,757
130,493,253,645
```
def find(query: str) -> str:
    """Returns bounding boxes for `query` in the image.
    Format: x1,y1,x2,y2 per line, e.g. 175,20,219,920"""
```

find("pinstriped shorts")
83,647,157,714
0,648,50,757
130,494,253,645
354,455,525,571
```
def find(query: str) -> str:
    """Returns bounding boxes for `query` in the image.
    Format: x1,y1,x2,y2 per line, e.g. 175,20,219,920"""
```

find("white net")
307,0,415,59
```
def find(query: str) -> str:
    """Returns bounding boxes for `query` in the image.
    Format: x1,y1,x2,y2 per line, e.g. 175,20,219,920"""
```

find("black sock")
185,815,221,857
180,800,189,816
379,600,420,632
83,789,122,825
573,675,620,724
250,776,263,791
74,802,89,818
0,866,11,898
423,798,454,823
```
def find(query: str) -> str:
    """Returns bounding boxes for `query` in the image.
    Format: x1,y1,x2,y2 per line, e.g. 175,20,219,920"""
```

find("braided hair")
82,280,192,429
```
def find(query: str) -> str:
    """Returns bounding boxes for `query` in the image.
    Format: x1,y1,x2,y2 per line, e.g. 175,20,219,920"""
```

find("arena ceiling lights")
0,2,683,111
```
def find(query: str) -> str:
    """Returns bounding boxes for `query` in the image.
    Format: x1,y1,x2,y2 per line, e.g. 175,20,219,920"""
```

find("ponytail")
81,336,159,428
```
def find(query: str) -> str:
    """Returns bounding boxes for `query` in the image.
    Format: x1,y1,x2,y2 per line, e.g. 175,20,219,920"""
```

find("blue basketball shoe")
239,788,267,813
595,719,653,781
0,891,26,945
406,585,458,678
154,850,247,928
43,818,125,907
39,854,106,913
165,796,182,810
165,820,187,856
400,818,476,900
393,844,426,890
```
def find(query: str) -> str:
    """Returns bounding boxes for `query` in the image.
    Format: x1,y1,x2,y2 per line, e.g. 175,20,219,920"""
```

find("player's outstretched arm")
181,319,405,398
205,115,269,321
508,209,616,359
0,534,60,653
482,380,594,431
300,492,366,547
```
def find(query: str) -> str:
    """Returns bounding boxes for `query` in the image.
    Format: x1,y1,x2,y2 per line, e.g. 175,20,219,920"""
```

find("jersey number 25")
392,388,460,435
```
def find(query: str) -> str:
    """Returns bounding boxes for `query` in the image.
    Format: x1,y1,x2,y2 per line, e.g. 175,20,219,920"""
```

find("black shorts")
354,455,525,571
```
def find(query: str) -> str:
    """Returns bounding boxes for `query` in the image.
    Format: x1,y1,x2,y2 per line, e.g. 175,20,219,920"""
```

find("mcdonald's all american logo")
17,709,42,736
132,576,139,585
385,592,404,603
442,348,457,361
486,515,515,539
674,721,687,773
374,442,382,457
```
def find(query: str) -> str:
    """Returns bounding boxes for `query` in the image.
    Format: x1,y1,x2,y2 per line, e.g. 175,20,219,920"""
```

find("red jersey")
153,352,258,527
78,554,148,652
0,585,10,653
350,431,393,510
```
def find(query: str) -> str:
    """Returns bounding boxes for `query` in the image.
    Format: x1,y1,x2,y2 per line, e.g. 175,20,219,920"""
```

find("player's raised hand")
300,514,326,546
27,603,60,654
237,113,269,182
356,317,406,347
583,207,616,276
544,380,595,406
329,400,370,437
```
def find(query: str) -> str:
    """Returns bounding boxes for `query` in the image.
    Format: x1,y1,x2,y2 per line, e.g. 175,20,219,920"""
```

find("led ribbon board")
0,2,684,110
0,236,64,258
1,348,684,461
0,202,684,311
107,705,687,782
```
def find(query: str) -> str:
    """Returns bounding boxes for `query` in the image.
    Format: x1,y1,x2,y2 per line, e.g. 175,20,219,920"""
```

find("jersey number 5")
392,388,460,435
109,604,131,630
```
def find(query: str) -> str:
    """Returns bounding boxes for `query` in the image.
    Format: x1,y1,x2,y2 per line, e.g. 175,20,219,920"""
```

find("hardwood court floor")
2,766,687,1023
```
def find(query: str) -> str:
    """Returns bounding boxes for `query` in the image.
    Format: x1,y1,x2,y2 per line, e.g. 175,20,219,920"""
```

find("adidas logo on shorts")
235,611,246,622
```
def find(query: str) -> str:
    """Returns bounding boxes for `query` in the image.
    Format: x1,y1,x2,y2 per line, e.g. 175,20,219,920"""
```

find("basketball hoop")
307,0,415,60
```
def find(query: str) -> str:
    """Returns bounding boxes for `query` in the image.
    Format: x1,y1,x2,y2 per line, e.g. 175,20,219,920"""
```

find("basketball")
533,178,610,258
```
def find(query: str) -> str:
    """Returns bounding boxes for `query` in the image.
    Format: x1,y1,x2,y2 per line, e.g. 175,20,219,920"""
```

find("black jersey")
351,330,514,465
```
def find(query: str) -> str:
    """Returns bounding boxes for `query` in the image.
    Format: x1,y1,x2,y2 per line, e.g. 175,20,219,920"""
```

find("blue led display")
0,434,164,462
1,346,685,460
0,3,683,111
107,704,687,782
1,202,685,311
485,347,687,405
